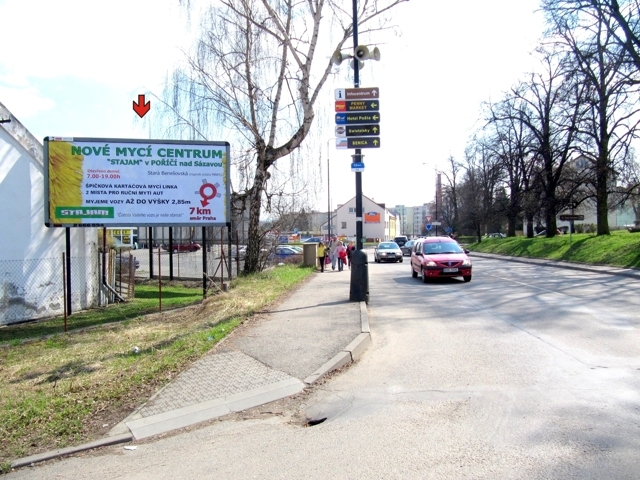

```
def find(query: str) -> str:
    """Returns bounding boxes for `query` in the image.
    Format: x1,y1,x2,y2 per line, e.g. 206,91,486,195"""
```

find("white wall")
0,104,99,323
335,195,394,241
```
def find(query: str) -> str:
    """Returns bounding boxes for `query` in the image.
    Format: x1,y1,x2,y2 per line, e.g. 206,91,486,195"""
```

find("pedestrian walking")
327,235,339,270
317,241,326,272
346,241,355,269
336,241,347,272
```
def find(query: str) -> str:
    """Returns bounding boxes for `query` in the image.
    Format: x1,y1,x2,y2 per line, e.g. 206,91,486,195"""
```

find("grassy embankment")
465,230,640,269
0,265,314,469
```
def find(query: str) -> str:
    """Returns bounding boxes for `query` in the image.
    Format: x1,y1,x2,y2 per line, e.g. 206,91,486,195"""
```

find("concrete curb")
11,434,133,469
303,301,371,385
126,377,305,440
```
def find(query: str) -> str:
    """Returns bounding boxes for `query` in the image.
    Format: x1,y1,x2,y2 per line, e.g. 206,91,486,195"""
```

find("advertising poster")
44,137,230,227
365,211,381,223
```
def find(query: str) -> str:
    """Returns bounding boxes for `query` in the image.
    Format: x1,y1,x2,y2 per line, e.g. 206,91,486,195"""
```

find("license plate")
443,268,458,273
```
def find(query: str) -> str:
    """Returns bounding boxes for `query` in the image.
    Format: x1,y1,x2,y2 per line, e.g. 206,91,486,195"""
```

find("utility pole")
349,0,369,302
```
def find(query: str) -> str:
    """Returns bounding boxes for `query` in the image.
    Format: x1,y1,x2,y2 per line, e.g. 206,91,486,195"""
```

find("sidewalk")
12,266,371,469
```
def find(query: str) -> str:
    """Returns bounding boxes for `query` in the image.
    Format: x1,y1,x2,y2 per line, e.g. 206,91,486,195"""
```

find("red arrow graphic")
133,94,151,118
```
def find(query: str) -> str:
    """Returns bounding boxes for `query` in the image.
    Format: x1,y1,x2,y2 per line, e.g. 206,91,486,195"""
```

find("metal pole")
65,227,72,315
327,138,331,239
202,226,207,296
353,0,362,250
169,227,174,280
349,0,369,302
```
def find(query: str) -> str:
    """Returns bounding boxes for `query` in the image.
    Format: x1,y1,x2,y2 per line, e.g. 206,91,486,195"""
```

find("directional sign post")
335,125,380,137
335,87,380,100
334,87,381,150
559,214,584,253
335,100,380,112
337,137,380,149
335,112,381,125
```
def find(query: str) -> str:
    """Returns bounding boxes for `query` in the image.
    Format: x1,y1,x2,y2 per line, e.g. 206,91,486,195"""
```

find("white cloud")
0,84,55,118
0,0,191,88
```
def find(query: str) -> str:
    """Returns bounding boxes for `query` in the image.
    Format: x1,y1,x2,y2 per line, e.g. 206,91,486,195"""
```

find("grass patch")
0,265,314,464
0,283,203,344
467,230,640,269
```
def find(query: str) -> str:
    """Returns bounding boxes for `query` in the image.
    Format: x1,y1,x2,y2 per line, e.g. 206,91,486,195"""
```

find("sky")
0,0,545,212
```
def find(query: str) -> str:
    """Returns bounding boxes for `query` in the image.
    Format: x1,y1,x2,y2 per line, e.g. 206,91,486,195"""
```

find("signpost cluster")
334,87,381,173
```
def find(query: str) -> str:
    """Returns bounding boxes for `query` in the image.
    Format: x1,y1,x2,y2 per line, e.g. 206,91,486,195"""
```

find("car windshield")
378,243,399,249
422,241,463,255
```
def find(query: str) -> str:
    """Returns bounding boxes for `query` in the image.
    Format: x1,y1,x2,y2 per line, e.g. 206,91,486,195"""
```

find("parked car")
374,241,403,263
230,245,247,260
114,253,140,275
410,236,472,283
401,239,416,256
162,242,202,253
303,237,323,243
393,235,409,248
269,245,303,261
486,233,506,238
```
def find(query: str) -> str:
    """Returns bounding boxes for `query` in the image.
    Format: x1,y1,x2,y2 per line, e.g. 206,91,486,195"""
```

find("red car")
163,242,202,253
410,236,472,283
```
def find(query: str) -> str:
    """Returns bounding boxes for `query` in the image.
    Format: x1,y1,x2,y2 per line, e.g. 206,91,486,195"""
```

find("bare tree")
457,141,503,241
545,2,640,234
440,156,463,234
485,95,537,236
542,0,640,71
506,50,584,237
158,0,407,273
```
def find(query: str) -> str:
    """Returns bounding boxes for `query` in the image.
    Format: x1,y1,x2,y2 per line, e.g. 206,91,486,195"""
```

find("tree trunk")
525,212,535,238
243,162,268,273
596,153,610,235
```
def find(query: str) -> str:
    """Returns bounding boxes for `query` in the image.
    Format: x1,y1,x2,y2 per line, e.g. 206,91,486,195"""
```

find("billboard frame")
44,137,231,228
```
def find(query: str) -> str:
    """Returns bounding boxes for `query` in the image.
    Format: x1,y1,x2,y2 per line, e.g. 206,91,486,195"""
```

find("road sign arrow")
133,94,151,118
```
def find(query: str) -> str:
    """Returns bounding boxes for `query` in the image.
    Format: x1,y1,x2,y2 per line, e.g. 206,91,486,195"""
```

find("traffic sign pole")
349,0,368,303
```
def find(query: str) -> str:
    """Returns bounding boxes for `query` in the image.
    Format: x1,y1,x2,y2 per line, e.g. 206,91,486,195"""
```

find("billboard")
364,211,381,223
44,137,230,227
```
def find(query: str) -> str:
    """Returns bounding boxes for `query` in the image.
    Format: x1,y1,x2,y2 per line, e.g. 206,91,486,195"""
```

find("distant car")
401,239,416,256
114,253,140,275
486,233,506,238
163,242,202,253
410,236,472,283
534,229,562,237
288,246,303,253
231,245,247,260
303,237,323,243
393,235,409,248
374,241,403,263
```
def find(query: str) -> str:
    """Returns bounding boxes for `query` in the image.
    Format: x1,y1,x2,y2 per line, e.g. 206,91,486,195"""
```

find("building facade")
0,102,100,324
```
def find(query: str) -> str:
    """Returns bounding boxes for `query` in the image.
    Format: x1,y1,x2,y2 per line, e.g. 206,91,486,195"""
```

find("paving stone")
138,349,292,417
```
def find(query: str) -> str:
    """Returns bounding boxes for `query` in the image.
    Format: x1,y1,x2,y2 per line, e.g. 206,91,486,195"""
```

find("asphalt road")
8,254,640,479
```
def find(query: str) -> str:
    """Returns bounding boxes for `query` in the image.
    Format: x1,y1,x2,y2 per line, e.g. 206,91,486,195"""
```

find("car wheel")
399,258,403,263
421,267,428,283
412,266,417,278
463,275,472,283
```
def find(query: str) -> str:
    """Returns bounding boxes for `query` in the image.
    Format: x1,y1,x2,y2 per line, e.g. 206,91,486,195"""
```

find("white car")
374,242,403,263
